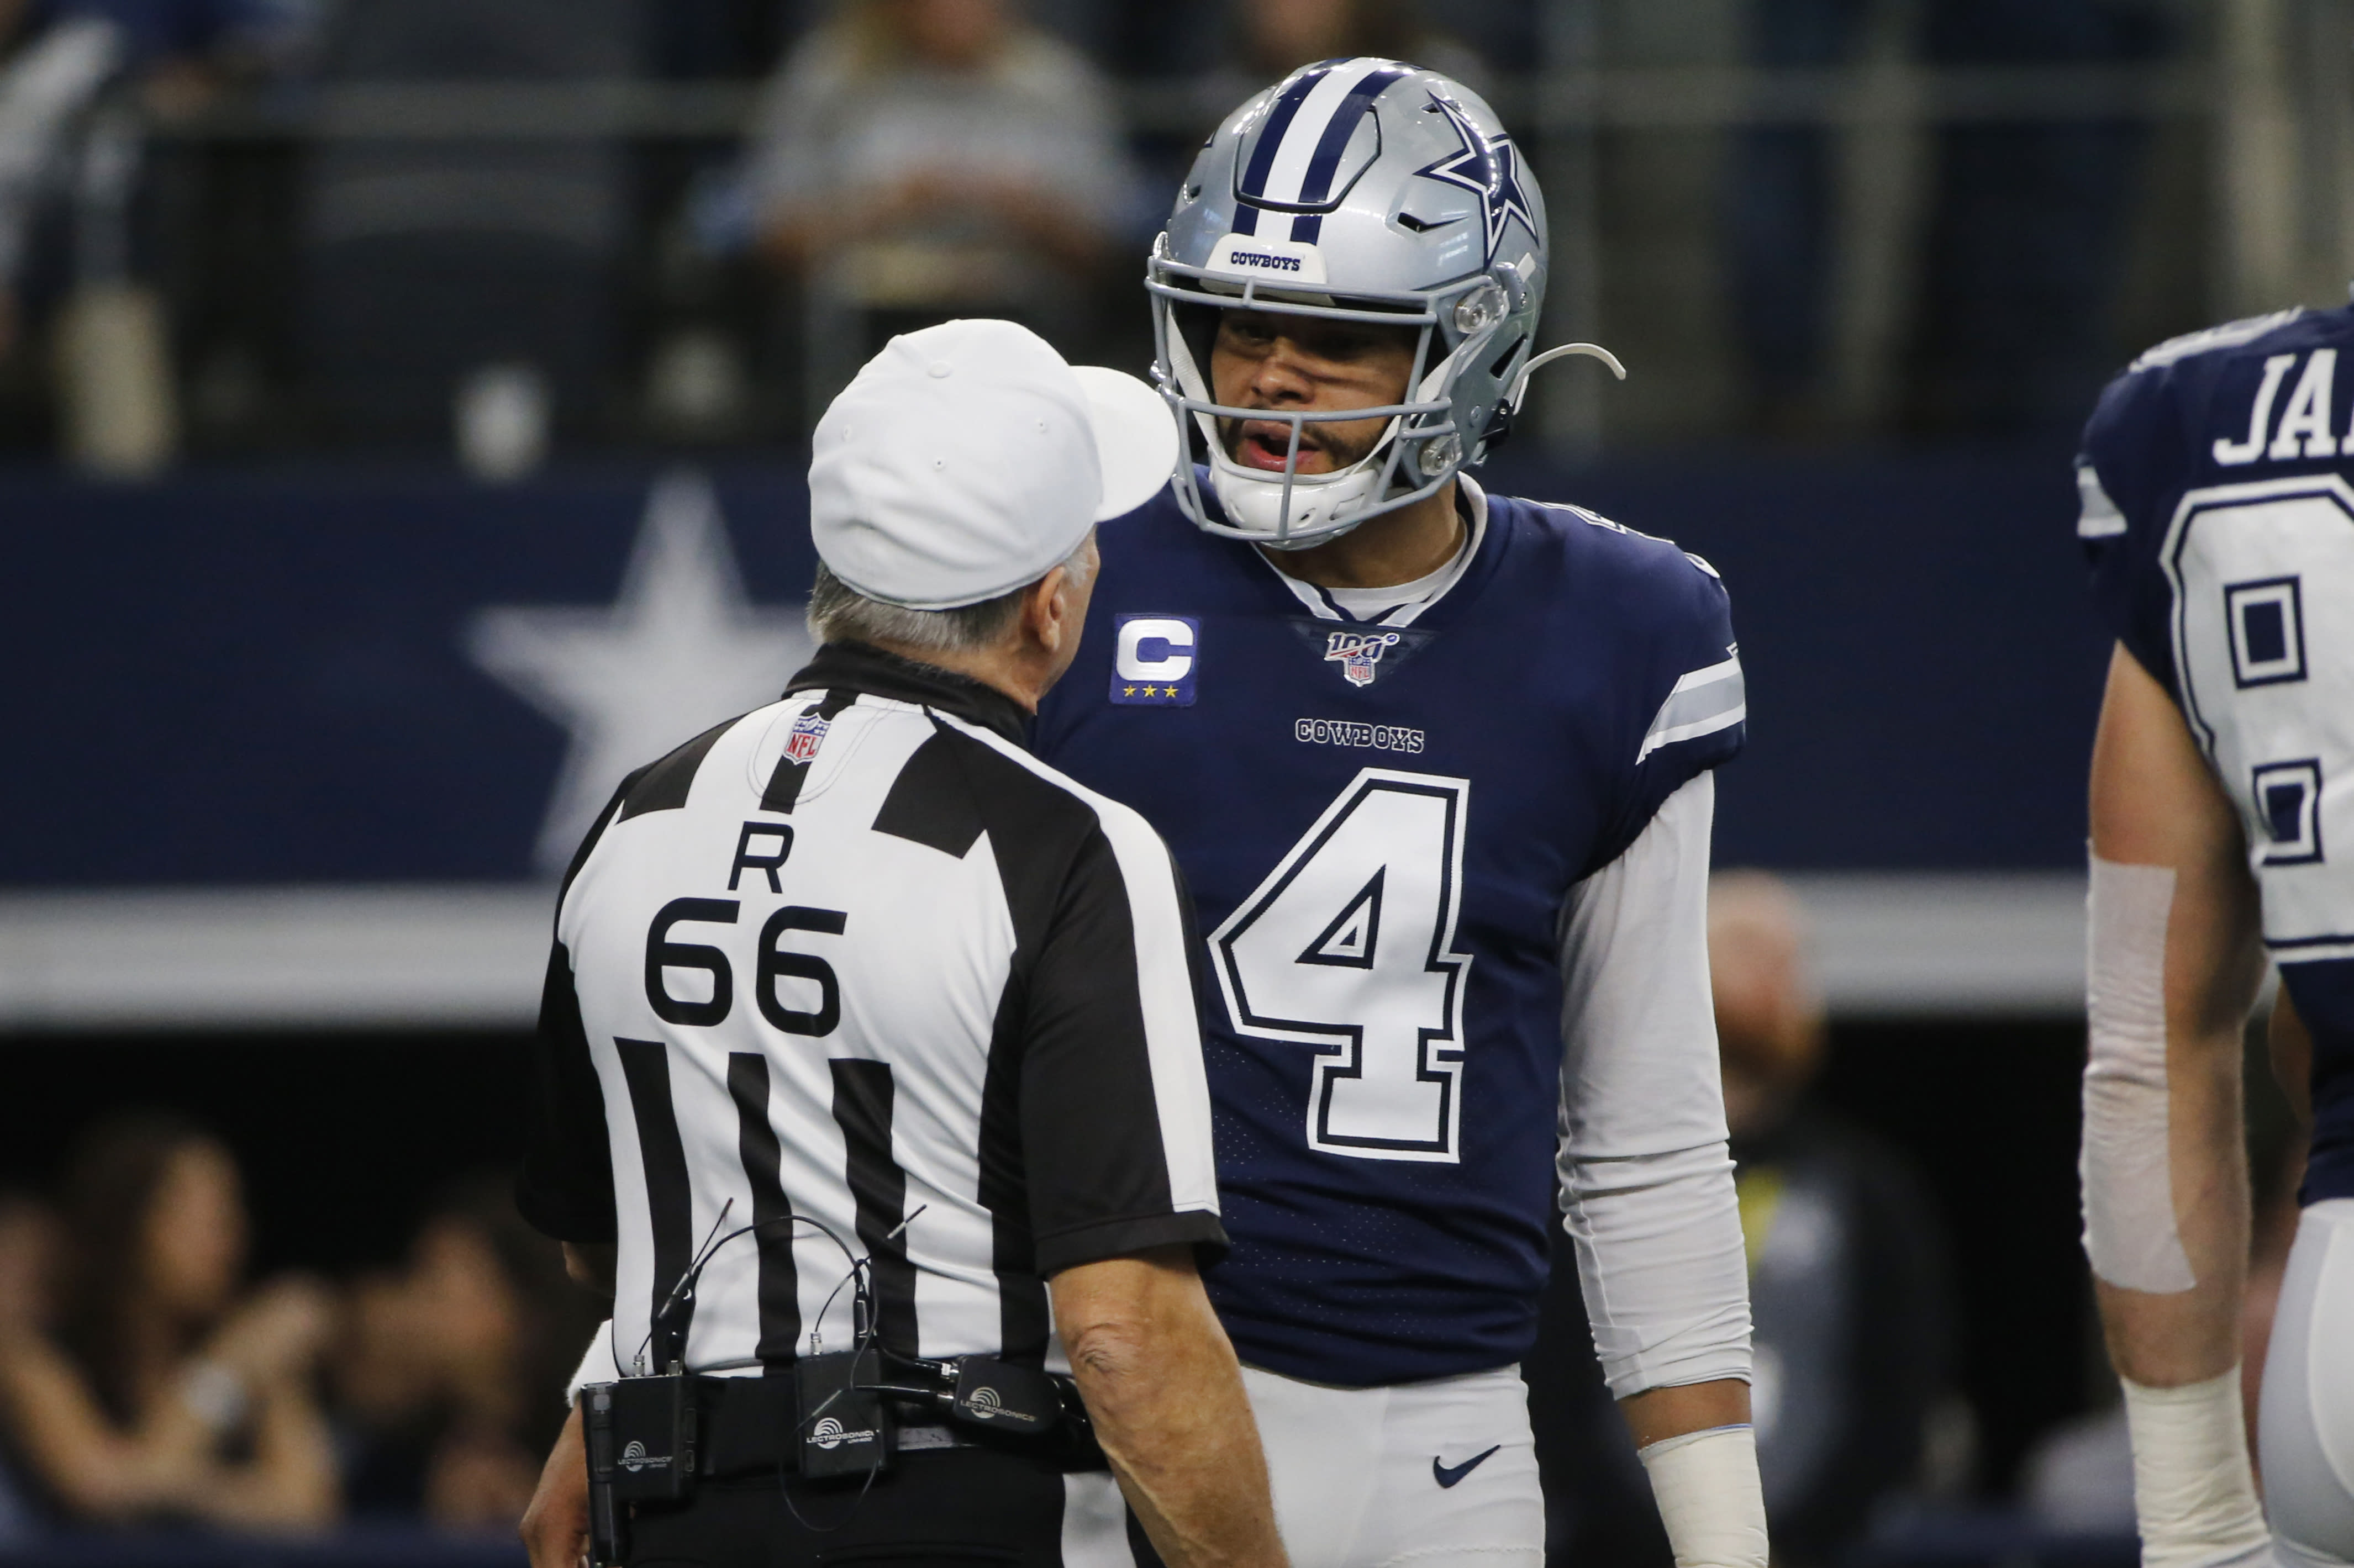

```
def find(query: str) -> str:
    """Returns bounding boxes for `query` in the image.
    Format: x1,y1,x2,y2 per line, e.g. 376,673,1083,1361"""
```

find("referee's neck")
866,636,1041,712
869,616,1079,713
867,563,1089,712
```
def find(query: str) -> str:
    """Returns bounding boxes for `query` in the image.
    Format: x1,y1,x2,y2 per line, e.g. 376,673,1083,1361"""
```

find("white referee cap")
809,319,1176,611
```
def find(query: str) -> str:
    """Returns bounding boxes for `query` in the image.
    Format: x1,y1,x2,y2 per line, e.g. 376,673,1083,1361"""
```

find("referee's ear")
1023,530,1101,688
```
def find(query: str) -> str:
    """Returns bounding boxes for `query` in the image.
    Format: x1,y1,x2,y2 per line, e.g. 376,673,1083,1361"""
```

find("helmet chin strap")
1210,450,1386,549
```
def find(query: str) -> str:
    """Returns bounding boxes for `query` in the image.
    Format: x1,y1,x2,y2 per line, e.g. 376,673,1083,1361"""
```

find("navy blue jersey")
1031,481,1745,1386
2077,304,2354,1204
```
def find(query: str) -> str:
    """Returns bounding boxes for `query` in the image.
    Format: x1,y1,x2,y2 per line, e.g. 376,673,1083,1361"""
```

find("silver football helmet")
1147,57,1621,548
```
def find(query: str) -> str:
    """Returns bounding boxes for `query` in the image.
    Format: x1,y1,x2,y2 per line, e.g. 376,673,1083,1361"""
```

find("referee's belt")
690,1375,959,1476
693,1356,1093,1478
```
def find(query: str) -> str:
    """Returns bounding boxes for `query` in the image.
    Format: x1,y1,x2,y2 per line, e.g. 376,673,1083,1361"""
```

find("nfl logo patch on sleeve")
1112,614,1198,706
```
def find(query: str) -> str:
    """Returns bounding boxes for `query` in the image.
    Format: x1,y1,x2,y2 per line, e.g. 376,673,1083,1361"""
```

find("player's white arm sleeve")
566,1323,620,1405
1556,772,1753,1400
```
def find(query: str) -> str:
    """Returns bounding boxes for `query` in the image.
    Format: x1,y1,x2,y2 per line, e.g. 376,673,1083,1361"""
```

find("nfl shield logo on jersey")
1324,629,1403,687
785,709,829,763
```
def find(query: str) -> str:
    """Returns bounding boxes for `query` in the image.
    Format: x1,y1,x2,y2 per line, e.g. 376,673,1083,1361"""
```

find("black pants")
623,1448,1147,1568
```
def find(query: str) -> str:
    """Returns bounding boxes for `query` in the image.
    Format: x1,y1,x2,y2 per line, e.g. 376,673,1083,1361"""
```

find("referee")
514,320,1287,1568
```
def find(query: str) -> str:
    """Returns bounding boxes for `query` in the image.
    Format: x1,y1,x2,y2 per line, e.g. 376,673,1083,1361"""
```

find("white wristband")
2120,1369,2272,1568
1637,1424,1770,1568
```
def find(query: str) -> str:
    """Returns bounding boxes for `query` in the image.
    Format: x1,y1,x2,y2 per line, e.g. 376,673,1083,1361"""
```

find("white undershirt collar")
1260,476,1490,627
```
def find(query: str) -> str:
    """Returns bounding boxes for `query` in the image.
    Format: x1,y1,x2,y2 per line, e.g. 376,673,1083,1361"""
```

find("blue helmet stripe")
1290,213,1321,243
1239,68,1331,202
1294,67,1405,208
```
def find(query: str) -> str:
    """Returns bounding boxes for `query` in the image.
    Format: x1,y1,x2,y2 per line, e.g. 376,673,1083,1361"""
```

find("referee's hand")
520,1403,590,1568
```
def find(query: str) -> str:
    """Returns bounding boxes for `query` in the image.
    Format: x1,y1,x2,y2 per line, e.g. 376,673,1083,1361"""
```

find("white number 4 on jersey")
1210,769,1474,1163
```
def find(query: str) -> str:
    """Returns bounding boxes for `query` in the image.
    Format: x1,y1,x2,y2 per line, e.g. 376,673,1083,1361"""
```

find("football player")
2075,307,2354,1568
1031,59,1767,1567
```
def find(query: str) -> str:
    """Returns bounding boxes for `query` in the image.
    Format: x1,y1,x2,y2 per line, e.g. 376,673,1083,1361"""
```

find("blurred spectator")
1726,0,2171,437
745,0,1136,404
1711,870,1955,1563
1526,870,1955,1567
1905,0,2171,435
0,0,298,467
645,0,792,80
1721,0,1867,435
0,1194,56,1543
1219,0,1485,95
299,0,631,465
332,1174,599,1532
0,0,294,342
49,0,301,112
1112,0,1486,278
0,1112,338,1530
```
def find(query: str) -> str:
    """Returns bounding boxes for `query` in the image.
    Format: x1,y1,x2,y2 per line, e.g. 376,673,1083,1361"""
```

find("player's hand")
520,1403,591,1568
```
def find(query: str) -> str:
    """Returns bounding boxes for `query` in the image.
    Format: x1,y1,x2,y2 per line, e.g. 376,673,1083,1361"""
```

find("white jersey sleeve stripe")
1637,655,1747,763
2077,463,2129,538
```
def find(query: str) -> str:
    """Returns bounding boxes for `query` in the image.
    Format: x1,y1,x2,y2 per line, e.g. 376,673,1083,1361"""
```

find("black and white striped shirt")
517,641,1225,1377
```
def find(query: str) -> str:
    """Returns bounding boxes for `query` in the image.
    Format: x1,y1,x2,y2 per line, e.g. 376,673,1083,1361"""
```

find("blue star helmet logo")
1413,93,1539,265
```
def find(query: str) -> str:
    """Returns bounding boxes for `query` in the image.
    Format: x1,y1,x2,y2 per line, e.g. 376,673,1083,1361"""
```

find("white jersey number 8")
2167,473,2354,958
1210,769,1474,1163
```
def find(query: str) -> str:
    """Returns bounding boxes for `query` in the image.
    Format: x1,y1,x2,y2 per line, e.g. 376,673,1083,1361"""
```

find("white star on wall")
467,470,813,875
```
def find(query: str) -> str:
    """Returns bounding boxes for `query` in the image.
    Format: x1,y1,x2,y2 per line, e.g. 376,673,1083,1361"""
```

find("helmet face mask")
1146,59,1552,549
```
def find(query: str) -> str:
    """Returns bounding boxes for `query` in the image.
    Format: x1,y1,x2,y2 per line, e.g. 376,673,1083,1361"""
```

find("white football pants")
2262,1198,2354,1568
1057,1363,1545,1567
1240,1362,1545,1568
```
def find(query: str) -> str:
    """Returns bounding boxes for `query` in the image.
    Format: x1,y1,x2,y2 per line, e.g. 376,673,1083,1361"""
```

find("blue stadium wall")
2,447,2105,884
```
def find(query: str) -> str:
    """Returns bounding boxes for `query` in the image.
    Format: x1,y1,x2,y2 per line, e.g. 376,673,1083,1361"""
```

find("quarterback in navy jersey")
2074,304,2354,1568
1031,58,1766,1568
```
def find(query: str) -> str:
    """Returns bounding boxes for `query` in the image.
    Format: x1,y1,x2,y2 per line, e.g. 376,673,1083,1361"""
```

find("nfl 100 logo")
1324,629,1402,688
784,709,829,763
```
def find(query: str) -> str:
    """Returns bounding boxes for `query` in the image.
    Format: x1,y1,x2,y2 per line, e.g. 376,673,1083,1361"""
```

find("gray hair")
806,535,1096,656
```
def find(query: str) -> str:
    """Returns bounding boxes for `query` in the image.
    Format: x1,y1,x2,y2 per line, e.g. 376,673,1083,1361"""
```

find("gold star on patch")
1123,685,1136,696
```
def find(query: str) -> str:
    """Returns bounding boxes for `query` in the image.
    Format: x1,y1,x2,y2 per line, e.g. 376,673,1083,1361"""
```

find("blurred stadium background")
0,0,2339,1561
